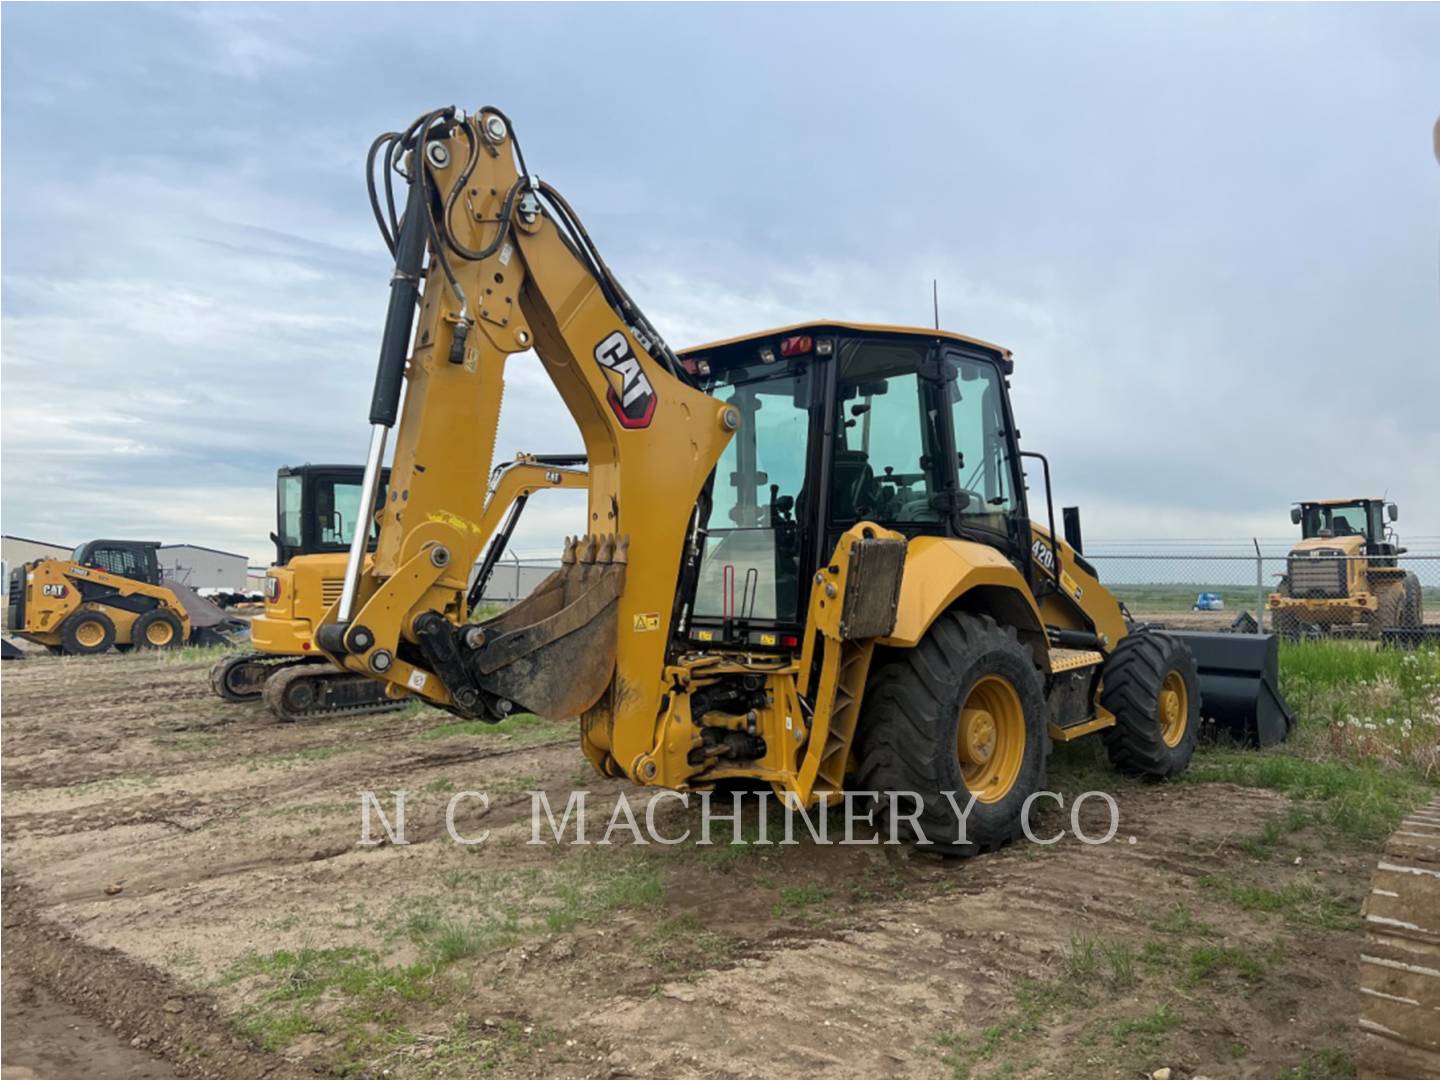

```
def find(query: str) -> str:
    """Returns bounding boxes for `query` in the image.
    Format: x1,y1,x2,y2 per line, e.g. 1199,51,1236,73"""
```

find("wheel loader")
6,540,240,655
307,104,1281,852
211,456,586,721
1269,498,1424,640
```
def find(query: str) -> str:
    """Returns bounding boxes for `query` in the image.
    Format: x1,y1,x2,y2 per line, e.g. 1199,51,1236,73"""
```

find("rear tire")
1402,573,1424,629
60,610,116,656
1372,583,1404,637
854,612,1048,855
1100,630,1199,779
133,609,184,650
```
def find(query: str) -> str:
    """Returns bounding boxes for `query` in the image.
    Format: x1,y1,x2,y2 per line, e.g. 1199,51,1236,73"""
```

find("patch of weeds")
1150,902,1214,938
1184,943,1266,985
1276,1046,1356,1080
934,978,1067,1079
155,732,223,752
544,860,666,932
1238,805,1314,857
489,773,543,798
1187,744,1432,844
1098,940,1137,989
772,882,831,918
638,912,738,975
419,712,570,744
1112,1004,1181,1045
1063,932,1098,981
1198,875,1356,930
245,745,355,770
424,776,455,794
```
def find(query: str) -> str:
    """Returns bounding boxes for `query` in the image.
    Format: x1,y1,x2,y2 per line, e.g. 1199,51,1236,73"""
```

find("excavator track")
261,662,404,723
209,652,313,703
1358,795,1440,1079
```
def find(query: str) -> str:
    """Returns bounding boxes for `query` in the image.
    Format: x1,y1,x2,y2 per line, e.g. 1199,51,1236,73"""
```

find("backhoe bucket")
468,534,626,719
1172,631,1293,747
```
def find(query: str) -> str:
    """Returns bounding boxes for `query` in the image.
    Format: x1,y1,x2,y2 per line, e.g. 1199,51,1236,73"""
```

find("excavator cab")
272,465,388,565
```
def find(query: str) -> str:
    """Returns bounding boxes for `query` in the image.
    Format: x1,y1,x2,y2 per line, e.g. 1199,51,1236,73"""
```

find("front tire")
1100,630,1199,779
855,612,1048,854
60,610,116,656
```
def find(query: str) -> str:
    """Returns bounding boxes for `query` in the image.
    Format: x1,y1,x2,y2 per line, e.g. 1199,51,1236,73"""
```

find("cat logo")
633,612,661,632
594,331,656,429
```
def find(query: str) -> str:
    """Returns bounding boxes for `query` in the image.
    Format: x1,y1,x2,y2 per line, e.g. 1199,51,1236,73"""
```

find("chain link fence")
473,539,1440,639
1085,537,1440,638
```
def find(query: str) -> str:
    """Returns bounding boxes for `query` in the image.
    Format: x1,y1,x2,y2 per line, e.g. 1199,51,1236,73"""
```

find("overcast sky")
3,3,1438,566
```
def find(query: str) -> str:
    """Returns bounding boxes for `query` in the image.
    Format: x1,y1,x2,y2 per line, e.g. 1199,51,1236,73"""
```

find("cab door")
934,347,1031,566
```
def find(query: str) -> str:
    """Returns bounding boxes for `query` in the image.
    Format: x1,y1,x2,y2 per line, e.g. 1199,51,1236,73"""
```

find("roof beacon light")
779,335,813,357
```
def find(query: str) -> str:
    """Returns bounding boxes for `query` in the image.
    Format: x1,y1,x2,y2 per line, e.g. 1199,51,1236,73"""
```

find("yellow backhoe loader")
6,540,241,655
1269,498,1425,640
310,105,1282,852
210,456,586,721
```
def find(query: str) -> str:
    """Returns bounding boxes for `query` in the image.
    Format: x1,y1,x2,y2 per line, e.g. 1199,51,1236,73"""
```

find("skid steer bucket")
1172,631,1293,747
468,534,626,719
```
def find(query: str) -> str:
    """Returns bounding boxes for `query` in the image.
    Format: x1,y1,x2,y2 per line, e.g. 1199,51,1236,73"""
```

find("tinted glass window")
279,476,304,549
694,362,812,623
832,339,942,524
946,355,1017,536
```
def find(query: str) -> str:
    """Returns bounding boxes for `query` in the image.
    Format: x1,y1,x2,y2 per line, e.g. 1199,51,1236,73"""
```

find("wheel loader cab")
683,328,1030,650
70,540,163,587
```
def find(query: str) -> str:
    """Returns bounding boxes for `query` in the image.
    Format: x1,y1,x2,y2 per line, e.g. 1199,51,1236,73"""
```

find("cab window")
831,339,943,525
945,354,1017,536
278,475,304,549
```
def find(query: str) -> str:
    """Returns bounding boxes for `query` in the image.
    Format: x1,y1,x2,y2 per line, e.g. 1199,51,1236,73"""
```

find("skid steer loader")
211,456,586,721
1269,498,1425,640
6,540,240,655
310,105,1279,851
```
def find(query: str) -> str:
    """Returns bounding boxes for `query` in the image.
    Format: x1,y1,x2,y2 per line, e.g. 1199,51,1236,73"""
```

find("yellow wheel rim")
1158,670,1188,747
75,620,105,648
146,620,175,646
957,675,1026,804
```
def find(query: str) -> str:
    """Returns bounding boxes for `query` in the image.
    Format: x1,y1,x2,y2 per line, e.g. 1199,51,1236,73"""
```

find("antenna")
932,279,939,330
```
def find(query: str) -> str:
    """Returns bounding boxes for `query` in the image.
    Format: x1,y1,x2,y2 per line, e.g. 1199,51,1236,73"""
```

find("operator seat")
830,449,877,520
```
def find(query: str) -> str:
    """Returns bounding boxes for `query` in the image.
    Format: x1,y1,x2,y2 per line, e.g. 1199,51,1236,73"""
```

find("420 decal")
594,331,656,429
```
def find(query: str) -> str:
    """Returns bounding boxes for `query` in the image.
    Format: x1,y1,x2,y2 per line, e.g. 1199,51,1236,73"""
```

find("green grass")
418,712,568,744
245,744,356,770
771,883,831,917
543,860,666,932
1276,1047,1357,1079
1110,584,1273,614
1184,943,1267,984
1185,747,1431,843
1277,640,1440,778
1197,875,1355,931
1112,1004,1181,1044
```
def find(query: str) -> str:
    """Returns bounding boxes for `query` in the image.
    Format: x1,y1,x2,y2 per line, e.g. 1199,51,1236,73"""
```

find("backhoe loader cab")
683,325,1032,647
1270,498,1422,639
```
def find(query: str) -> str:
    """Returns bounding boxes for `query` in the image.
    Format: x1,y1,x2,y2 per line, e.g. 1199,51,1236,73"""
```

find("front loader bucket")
1171,631,1293,747
468,534,626,719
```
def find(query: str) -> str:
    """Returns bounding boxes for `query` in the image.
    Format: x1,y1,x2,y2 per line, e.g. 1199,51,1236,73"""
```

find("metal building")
157,544,249,593
1,535,72,607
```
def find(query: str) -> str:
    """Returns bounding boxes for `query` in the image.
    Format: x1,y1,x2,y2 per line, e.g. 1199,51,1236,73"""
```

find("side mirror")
1290,507,1302,525
1387,503,1398,522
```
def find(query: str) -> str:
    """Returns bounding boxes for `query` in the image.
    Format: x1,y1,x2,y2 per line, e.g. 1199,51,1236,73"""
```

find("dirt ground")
0,648,1387,1079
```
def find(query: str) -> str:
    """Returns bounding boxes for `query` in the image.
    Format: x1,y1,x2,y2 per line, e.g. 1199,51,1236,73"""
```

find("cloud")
3,3,1438,576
